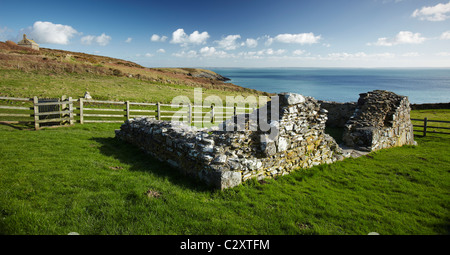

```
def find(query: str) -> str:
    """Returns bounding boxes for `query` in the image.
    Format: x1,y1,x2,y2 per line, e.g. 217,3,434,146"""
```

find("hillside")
0,40,269,102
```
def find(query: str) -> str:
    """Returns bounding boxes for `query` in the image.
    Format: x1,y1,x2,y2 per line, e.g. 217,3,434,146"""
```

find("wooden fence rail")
0,96,255,130
411,118,450,136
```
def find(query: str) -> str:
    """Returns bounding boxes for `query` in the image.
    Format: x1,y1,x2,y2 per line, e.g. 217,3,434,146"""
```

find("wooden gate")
33,96,74,130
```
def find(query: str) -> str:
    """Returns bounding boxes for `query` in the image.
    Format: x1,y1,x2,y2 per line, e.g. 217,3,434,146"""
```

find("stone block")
279,92,306,106
220,171,242,190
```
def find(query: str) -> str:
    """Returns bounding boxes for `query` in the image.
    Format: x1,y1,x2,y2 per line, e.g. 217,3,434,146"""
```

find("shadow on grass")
0,121,35,130
91,136,212,192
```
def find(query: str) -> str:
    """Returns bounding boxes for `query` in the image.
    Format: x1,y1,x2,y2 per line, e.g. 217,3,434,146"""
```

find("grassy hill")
0,40,448,236
0,40,269,103
0,113,448,235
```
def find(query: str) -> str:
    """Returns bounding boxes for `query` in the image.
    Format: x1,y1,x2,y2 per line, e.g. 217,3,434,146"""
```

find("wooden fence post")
157,102,161,120
188,103,192,124
68,97,74,125
79,98,84,124
126,101,130,120
33,96,39,130
423,117,428,137
61,95,67,112
211,105,215,123
60,95,66,125
233,105,237,116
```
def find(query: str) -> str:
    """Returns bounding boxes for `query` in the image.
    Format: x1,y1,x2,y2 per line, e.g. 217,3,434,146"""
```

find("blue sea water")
210,68,450,104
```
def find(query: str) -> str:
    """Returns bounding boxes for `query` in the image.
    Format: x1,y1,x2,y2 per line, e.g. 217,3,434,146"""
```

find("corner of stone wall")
341,90,415,152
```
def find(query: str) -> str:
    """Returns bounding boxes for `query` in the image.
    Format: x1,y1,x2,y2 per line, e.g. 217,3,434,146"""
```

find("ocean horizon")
209,67,450,104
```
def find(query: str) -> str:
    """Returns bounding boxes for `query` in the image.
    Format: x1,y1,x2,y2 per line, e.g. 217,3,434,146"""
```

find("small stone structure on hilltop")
17,34,39,51
116,90,415,189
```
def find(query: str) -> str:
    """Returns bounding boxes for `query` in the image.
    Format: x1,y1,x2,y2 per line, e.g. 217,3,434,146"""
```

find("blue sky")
1,0,449,67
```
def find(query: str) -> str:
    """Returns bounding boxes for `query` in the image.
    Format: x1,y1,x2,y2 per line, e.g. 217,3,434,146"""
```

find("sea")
209,68,450,104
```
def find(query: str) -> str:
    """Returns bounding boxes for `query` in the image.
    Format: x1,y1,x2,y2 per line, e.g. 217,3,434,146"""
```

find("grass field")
0,110,449,235
410,109,450,137
0,69,265,104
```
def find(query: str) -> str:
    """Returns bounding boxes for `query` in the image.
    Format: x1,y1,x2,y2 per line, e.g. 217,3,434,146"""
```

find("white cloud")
243,38,258,48
238,48,286,59
151,34,168,42
437,52,450,56
441,30,450,39
402,52,420,57
145,53,153,57
200,47,230,58
293,49,305,55
26,21,78,45
81,35,95,45
328,52,366,59
171,28,209,46
216,35,241,50
412,1,450,21
125,37,132,43
326,52,395,60
368,31,426,46
259,35,273,46
269,32,321,45
81,33,112,46
171,29,185,44
157,48,166,53
96,33,111,46
264,48,286,55
238,51,260,59
173,50,198,58
199,46,216,56
172,46,231,58
188,31,210,44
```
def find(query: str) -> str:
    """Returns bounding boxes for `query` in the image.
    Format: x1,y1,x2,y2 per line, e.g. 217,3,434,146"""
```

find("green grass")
411,109,450,137
0,111,449,235
0,69,264,104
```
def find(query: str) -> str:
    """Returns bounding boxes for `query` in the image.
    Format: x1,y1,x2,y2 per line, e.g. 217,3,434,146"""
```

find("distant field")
0,69,266,104
0,109,448,235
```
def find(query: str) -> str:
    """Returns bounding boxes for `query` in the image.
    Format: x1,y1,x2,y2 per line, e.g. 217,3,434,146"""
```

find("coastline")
210,67,450,105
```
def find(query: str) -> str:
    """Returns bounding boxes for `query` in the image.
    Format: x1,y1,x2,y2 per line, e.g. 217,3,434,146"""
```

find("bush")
112,68,122,76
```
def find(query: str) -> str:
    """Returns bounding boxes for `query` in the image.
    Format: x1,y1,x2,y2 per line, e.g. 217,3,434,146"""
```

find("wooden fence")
411,118,450,136
0,96,74,130
0,96,255,130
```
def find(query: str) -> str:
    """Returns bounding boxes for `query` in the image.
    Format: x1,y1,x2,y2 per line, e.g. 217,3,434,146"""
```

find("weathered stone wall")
410,102,450,110
115,90,415,189
115,93,344,189
342,90,415,151
319,101,356,127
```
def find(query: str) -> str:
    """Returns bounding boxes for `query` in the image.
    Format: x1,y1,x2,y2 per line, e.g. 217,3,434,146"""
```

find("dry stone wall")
116,93,344,189
319,101,356,128
342,90,415,151
115,90,415,189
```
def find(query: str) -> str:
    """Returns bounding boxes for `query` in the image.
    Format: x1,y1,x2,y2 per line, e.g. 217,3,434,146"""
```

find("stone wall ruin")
115,90,415,189
342,90,416,152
